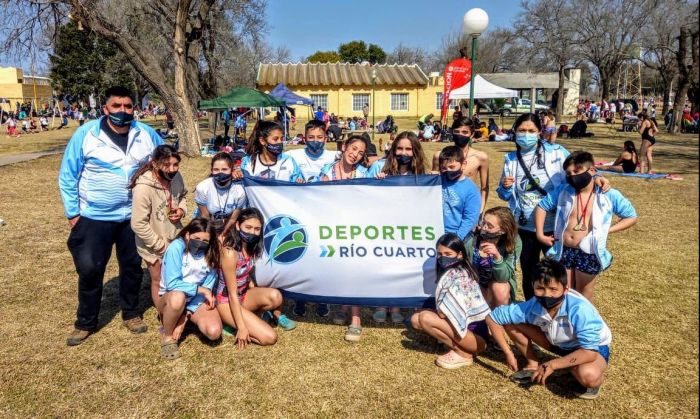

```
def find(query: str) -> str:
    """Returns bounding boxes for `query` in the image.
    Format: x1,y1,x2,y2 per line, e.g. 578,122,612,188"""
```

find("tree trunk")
670,26,699,134
556,65,566,121
173,0,202,156
662,79,672,116
600,69,612,102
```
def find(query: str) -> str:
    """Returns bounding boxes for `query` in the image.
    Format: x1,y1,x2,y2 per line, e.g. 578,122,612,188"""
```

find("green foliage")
367,44,387,64
49,22,140,104
307,51,342,63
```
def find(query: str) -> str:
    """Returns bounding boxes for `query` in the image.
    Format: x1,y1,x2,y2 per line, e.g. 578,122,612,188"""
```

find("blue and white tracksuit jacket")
538,184,637,270
58,117,163,222
495,142,570,232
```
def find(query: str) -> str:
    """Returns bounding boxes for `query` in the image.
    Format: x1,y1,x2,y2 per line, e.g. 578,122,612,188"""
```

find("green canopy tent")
198,87,286,139
198,87,286,110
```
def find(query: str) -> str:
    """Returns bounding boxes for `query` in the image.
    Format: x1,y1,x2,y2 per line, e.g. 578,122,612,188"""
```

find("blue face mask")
108,111,134,127
306,141,325,156
266,143,284,155
395,154,413,166
239,230,260,245
515,132,539,150
212,172,232,188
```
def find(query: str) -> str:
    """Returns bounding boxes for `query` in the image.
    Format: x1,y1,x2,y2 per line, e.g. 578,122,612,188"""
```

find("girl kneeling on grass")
465,206,521,309
410,233,491,369
158,218,222,360
216,208,284,348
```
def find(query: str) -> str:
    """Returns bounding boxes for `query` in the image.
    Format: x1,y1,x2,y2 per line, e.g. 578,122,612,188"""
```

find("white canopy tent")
449,75,518,99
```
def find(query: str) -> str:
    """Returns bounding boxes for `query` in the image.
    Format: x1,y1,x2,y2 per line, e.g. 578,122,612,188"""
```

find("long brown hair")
128,144,180,189
484,206,517,254
381,131,426,175
220,208,265,262
245,121,283,158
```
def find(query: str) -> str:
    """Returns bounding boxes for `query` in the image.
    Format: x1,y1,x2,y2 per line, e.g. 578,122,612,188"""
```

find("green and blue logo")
263,215,308,264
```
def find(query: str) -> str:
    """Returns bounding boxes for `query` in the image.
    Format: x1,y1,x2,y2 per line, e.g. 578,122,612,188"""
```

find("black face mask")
566,171,593,191
212,172,233,188
479,230,503,242
158,169,176,181
395,154,412,166
536,294,565,309
187,238,209,256
443,170,462,181
239,230,260,246
437,256,460,270
453,134,472,148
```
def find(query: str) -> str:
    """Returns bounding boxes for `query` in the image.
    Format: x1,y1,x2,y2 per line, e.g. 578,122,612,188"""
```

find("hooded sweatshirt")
131,170,188,263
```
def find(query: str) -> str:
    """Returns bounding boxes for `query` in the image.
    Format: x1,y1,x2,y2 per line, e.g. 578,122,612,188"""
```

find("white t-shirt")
609,103,617,113
159,247,211,295
286,148,337,182
242,154,301,182
514,148,555,232
194,177,247,218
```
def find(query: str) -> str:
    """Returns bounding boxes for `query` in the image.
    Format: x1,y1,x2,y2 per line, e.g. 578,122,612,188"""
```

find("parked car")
500,98,549,116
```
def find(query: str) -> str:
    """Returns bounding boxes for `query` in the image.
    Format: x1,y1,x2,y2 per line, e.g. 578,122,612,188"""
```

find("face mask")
266,143,284,155
239,230,260,245
536,294,565,309
212,172,232,188
107,111,134,127
306,141,325,156
566,171,592,191
395,154,412,166
437,256,460,270
453,134,472,148
443,169,462,181
187,238,209,256
479,230,503,242
515,132,539,150
158,169,176,182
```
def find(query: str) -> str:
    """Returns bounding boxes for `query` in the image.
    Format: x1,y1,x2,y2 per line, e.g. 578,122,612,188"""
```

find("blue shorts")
561,246,603,275
186,293,207,314
468,320,489,341
550,344,610,364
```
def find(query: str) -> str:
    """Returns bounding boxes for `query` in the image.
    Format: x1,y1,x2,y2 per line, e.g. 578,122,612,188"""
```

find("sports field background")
0,118,697,417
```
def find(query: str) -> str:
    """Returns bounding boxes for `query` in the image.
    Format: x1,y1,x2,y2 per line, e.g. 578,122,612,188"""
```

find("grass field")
0,119,697,417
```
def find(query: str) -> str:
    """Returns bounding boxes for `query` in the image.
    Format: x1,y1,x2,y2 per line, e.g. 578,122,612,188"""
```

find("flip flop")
509,369,536,384
161,341,180,361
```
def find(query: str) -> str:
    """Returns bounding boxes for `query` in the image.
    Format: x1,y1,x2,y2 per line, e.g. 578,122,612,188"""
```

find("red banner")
441,57,472,124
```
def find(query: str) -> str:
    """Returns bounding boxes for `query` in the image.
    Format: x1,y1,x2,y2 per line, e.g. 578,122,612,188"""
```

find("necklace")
573,189,594,231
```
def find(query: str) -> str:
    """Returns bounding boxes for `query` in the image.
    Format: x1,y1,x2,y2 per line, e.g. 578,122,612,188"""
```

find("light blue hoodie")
538,183,637,270
58,117,163,222
240,152,304,182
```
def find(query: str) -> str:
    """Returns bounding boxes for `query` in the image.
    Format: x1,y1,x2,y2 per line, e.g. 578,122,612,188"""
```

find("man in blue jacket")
59,86,163,346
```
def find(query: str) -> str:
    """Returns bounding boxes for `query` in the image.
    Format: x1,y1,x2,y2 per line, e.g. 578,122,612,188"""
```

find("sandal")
435,350,473,369
161,340,180,361
509,369,536,384
344,325,362,342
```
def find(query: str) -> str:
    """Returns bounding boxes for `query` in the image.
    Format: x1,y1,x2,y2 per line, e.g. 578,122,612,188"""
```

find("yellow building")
0,66,54,112
256,62,581,119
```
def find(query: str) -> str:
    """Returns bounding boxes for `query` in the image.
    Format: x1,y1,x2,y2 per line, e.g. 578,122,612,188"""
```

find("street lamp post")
462,8,489,118
371,68,377,142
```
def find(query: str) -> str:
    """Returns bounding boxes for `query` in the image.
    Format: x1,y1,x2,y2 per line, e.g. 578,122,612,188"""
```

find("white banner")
243,175,445,308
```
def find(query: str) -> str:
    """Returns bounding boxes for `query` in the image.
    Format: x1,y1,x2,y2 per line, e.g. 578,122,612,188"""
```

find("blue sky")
267,0,519,61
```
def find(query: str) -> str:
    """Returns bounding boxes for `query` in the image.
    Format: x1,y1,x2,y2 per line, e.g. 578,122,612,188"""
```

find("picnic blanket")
595,161,683,180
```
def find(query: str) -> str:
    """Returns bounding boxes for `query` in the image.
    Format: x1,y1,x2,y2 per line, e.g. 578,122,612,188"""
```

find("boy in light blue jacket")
534,151,637,302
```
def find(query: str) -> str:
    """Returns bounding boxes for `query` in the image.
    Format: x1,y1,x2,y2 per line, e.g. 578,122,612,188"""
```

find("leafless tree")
574,0,658,101
432,29,526,75
669,12,699,133
386,43,437,73
0,0,270,156
515,0,580,120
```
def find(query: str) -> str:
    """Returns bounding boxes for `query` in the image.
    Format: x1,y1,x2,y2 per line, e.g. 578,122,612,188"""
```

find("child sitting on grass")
485,258,612,399
464,206,521,308
410,233,491,369
534,151,637,302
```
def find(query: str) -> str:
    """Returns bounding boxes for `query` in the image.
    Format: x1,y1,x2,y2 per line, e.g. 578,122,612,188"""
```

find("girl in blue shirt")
158,218,221,360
